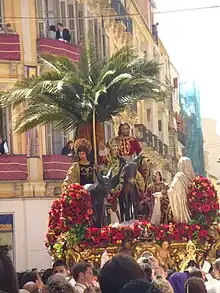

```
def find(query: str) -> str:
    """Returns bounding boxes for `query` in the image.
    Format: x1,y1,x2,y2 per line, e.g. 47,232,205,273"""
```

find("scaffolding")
179,81,205,176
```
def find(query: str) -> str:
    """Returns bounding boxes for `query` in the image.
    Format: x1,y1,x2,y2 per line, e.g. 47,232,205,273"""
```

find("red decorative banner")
38,38,80,62
0,155,27,181
0,34,20,61
43,154,72,180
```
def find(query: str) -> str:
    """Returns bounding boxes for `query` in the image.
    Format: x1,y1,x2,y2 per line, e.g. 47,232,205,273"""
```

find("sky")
155,0,220,132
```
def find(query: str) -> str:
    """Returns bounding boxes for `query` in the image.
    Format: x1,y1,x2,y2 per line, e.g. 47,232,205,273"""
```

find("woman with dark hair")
0,249,19,293
146,170,172,224
185,277,207,293
62,139,95,188
98,254,144,293
61,140,75,156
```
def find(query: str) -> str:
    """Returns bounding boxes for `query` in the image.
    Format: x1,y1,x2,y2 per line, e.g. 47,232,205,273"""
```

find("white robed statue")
168,157,196,224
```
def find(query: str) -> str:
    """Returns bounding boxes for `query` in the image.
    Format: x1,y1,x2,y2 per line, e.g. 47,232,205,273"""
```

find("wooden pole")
92,109,97,164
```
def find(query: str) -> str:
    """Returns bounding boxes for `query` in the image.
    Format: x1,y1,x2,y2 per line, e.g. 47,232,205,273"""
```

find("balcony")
0,155,27,181
37,38,81,63
111,0,133,34
0,34,21,61
43,154,72,180
134,124,169,160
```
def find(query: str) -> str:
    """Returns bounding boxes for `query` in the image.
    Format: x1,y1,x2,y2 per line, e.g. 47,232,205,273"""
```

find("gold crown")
74,138,92,152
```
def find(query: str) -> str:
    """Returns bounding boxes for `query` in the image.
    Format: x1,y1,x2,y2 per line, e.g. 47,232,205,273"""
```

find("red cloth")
117,136,142,156
38,38,80,62
0,155,27,180
0,34,20,61
43,154,72,180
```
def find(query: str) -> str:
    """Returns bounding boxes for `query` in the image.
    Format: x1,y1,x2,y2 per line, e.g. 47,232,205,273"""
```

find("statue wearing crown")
62,138,95,189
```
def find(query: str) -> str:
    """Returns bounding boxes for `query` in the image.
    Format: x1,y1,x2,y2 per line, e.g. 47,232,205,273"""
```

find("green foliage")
0,43,165,133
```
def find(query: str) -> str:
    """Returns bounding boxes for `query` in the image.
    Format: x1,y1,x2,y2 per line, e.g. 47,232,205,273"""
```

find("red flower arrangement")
188,176,219,227
46,184,93,252
46,177,220,255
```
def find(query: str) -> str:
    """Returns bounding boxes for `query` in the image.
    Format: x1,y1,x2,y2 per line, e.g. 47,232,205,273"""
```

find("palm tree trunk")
92,109,97,164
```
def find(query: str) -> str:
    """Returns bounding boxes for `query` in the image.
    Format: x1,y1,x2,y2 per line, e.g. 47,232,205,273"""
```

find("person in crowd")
213,259,220,280
53,259,76,288
119,279,161,293
48,25,56,39
52,259,69,277
72,262,94,293
137,257,153,282
206,259,220,293
56,23,71,42
21,271,39,287
153,275,174,293
23,281,38,293
0,248,19,293
169,271,189,293
98,254,144,293
47,274,74,293
185,277,207,293
0,136,9,154
41,268,53,285
21,271,44,292
61,140,75,156
189,268,203,279
18,272,27,289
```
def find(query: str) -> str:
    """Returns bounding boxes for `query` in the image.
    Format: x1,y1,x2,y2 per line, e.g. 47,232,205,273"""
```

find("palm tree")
0,44,165,163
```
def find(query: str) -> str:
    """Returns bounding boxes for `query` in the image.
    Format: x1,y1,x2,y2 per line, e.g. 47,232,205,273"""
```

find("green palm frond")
0,42,166,133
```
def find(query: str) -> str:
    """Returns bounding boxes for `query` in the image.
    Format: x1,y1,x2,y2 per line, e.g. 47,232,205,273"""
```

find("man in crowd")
56,23,71,42
72,263,94,293
52,259,75,287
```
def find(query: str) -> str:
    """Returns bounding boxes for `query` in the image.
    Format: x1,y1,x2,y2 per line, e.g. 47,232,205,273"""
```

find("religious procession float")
45,122,220,271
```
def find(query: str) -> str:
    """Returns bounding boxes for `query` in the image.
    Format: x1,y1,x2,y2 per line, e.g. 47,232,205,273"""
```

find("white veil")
168,157,196,223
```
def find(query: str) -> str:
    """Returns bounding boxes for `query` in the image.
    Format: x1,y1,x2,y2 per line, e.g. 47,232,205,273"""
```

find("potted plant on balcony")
0,43,165,162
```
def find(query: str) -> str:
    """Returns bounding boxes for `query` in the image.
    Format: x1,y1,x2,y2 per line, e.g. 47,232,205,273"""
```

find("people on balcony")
61,140,75,157
5,23,16,34
0,25,4,34
0,136,9,155
152,23,159,45
48,25,56,39
56,23,71,43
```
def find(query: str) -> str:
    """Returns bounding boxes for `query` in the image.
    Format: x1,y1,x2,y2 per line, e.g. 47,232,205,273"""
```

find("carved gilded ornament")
59,239,219,271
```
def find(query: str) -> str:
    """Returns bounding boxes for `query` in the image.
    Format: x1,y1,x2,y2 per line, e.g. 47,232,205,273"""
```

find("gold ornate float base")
62,238,219,271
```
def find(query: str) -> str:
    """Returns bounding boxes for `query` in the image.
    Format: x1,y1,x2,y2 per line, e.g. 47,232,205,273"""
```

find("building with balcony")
0,0,181,269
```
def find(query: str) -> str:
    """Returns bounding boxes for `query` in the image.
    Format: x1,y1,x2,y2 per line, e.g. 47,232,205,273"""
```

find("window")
36,0,46,37
46,124,53,155
158,120,162,132
77,10,84,41
147,108,151,122
60,1,66,27
68,4,76,43
0,0,3,25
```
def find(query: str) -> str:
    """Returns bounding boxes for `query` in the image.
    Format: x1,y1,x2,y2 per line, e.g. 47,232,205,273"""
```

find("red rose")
199,229,209,238
202,204,211,213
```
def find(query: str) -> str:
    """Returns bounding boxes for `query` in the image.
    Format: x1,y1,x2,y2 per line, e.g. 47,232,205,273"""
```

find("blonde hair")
153,276,174,293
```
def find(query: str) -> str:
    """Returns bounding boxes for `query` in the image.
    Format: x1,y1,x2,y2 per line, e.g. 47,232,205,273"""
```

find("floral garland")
46,177,220,256
46,183,93,252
